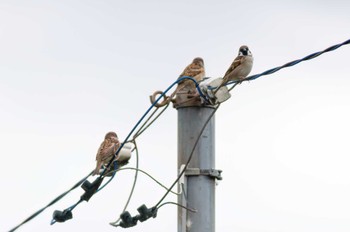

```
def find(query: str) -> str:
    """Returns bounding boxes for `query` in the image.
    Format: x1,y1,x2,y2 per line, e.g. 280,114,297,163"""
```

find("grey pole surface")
177,106,216,232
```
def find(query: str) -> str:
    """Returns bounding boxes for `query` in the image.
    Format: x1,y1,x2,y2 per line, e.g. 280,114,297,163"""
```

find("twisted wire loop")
150,76,209,109
149,90,175,108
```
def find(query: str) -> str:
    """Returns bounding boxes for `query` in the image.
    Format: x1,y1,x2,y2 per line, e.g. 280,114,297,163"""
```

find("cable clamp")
51,209,73,225
118,204,158,228
185,168,223,180
80,177,104,202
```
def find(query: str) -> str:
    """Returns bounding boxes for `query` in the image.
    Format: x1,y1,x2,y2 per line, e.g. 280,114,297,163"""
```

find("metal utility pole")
177,104,220,232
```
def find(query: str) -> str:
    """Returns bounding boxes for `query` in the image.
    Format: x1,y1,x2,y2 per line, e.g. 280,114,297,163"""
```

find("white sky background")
1,0,350,231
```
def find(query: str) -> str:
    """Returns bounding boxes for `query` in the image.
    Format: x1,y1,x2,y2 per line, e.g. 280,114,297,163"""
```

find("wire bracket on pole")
199,77,231,105
185,168,223,181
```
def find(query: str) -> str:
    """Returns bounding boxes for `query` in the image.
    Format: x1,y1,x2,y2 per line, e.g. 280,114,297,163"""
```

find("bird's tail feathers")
93,165,101,176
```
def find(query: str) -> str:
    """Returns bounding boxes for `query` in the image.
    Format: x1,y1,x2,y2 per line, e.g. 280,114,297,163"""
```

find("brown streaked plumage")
176,57,205,92
93,131,120,175
215,46,253,93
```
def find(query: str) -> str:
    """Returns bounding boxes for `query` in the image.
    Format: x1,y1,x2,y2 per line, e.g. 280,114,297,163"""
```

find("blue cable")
180,76,209,101
97,161,118,192
224,38,350,86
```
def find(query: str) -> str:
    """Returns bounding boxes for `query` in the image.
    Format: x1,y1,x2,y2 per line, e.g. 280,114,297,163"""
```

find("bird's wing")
96,139,112,160
96,142,105,160
179,64,191,78
100,143,116,162
223,56,244,77
193,67,205,82
179,63,203,78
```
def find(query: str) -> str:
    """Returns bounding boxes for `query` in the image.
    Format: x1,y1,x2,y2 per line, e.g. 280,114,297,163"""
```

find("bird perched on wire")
93,132,120,176
175,57,205,95
214,45,253,94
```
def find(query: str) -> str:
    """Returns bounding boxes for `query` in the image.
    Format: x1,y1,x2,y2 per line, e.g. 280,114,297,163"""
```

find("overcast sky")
1,1,350,232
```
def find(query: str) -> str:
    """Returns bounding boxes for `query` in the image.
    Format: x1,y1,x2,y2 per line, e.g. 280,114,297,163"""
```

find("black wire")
132,107,160,140
132,103,170,141
228,82,239,92
109,140,140,225
157,201,197,213
8,171,93,232
107,167,180,196
109,104,171,224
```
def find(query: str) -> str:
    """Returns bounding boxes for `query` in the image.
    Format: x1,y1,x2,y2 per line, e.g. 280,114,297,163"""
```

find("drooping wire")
109,103,173,223
111,104,178,225
109,140,139,225
154,104,220,208
106,167,181,196
8,171,93,232
157,201,197,213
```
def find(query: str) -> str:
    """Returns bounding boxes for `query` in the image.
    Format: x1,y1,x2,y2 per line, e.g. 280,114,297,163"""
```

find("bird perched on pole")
175,57,205,95
214,45,253,94
149,58,205,107
93,132,120,175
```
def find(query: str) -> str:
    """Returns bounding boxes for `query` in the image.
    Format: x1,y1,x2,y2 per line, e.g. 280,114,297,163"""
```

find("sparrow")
175,57,205,94
93,131,120,175
215,45,253,94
